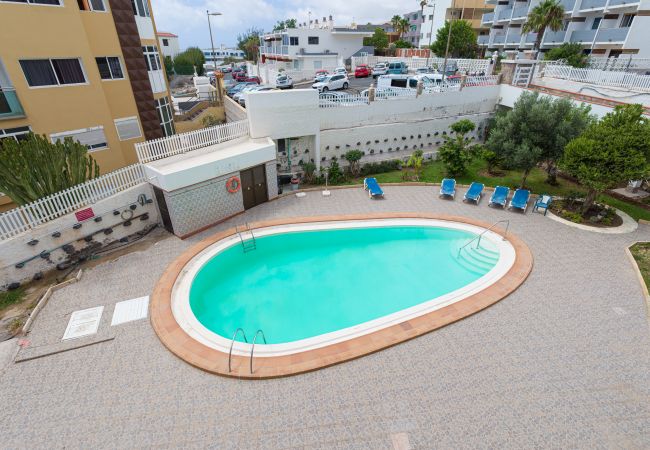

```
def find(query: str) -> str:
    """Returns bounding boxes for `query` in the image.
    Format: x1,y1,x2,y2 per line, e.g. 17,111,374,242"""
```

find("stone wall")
0,184,160,289
265,161,279,199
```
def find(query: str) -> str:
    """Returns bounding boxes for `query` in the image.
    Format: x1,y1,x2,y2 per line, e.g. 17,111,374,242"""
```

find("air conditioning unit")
324,49,330,54
299,48,306,54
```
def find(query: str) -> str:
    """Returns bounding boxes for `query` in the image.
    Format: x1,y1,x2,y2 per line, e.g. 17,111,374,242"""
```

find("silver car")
275,75,293,89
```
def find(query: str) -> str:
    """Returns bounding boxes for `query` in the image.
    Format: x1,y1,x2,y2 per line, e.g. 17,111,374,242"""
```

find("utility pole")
207,11,222,73
424,1,436,68
442,0,456,80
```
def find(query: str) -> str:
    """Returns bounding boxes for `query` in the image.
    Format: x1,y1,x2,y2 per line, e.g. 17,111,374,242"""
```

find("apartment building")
202,46,245,69
420,0,494,48
158,31,180,59
478,0,649,57
0,0,174,186
403,10,424,47
259,17,372,71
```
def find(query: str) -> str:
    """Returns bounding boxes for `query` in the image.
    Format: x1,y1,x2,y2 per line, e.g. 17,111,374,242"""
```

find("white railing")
543,64,650,92
135,119,250,164
464,75,500,87
0,164,146,241
319,93,369,108
352,56,490,75
586,56,650,71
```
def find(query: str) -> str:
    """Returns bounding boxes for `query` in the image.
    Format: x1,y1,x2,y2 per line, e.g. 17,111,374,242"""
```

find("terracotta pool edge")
149,213,534,379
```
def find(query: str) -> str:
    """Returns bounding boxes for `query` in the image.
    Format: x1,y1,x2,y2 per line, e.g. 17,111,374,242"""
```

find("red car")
244,76,261,84
354,64,371,78
234,71,248,81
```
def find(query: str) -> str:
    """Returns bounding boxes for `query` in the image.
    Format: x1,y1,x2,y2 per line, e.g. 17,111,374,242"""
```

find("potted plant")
290,174,300,191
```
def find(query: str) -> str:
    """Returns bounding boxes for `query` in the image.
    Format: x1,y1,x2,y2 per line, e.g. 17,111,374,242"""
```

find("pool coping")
150,213,534,379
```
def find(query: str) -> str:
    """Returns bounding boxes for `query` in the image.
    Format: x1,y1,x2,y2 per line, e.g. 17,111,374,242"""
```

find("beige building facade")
0,0,174,210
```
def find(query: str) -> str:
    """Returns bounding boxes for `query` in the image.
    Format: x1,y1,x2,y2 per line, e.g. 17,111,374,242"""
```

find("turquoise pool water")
189,225,498,344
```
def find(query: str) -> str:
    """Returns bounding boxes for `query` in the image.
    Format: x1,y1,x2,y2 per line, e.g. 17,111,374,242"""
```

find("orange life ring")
226,176,241,193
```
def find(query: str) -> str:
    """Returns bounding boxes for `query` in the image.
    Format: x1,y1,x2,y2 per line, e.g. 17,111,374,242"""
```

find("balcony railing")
571,29,597,42
492,34,506,44
478,35,490,45
579,0,606,9
560,0,577,11
481,12,494,23
525,33,539,44
506,32,522,44
497,8,513,20
607,0,640,6
596,27,630,42
260,46,289,55
0,88,25,120
512,5,529,19
543,30,567,44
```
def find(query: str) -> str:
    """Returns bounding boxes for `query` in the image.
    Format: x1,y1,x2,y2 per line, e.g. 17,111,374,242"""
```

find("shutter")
114,117,142,140
51,127,107,150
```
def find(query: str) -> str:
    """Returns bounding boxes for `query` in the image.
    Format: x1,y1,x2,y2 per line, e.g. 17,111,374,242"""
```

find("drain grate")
111,296,149,326
62,306,104,340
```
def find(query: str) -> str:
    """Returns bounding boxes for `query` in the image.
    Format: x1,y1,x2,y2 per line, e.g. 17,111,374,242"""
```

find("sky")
150,0,416,50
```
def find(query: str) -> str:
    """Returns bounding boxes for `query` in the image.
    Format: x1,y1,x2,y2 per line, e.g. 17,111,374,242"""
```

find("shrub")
302,162,317,184
343,149,363,176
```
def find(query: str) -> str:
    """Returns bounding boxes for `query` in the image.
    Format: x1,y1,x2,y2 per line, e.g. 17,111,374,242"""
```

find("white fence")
464,75,500,87
586,57,650,72
543,64,650,92
352,56,491,74
0,164,146,241
135,119,250,164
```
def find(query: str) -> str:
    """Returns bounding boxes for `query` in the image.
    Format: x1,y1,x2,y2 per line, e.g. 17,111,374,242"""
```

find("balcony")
579,0,606,10
478,35,490,45
595,27,629,42
497,8,513,20
492,34,506,44
570,29,597,42
524,33,539,44
511,5,529,19
543,30,567,44
506,32,522,45
0,89,25,120
260,46,289,55
560,0,576,11
481,12,494,24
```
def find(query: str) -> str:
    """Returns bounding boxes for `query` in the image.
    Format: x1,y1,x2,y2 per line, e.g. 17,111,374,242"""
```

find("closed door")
240,168,256,210
252,164,268,206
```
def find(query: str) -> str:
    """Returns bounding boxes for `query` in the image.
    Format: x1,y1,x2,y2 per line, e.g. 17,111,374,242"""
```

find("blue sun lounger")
533,193,552,215
463,182,484,204
364,177,384,198
439,178,456,199
508,189,531,213
489,185,509,208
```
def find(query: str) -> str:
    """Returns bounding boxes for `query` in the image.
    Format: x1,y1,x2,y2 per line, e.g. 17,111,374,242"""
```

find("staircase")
456,243,499,275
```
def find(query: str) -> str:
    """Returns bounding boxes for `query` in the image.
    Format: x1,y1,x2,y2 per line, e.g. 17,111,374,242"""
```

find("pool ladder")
457,219,509,257
235,223,256,253
228,328,267,374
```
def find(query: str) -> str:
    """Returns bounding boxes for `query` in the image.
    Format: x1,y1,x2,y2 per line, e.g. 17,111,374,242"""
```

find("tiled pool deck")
2,185,650,448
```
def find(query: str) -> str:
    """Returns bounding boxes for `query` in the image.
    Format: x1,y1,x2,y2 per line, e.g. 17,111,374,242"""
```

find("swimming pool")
171,218,517,358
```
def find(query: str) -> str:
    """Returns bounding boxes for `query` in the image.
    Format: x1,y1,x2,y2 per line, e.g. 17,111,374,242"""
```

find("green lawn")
630,243,650,289
336,159,650,222
0,288,24,314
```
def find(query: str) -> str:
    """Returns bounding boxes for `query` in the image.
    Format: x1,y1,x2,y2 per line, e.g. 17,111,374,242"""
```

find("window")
162,38,169,46
20,59,86,87
114,117,142,141
308,36,319,45
155,97,175,137
1,0,61,5
428,14,433,20
51,126,107,151
95,57,124,80
592,17,602,30
131,0,149,17
77,0,105,11
620,14,635,28
0,126,31,143
289,36,299,46
142,46,162,71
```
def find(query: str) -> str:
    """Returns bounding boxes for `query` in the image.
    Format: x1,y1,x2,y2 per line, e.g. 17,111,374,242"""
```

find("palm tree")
398,17,411,39
522,0,565,56
391,15,402,33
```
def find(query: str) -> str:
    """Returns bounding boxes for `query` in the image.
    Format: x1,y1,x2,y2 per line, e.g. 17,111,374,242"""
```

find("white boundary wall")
543,64,650,92
352,56,490,74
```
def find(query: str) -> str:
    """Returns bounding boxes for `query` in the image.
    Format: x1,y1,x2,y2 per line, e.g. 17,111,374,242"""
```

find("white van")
376,73,443,90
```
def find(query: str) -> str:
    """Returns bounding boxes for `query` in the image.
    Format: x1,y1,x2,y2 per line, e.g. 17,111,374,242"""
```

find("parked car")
387,62,408,74
244,76,261,84
220,66,232,73
372,62,388,78
333,67,347,75
354,64,371,78
416,67,436,75
312,74,349,92
275,74,294,89
313,70,329,82
226,82,255,97
233,84,260,102
234,71,248,82
239,86,274,106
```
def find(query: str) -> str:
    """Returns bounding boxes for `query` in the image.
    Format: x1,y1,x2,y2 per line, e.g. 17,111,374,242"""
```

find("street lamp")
422,0,436,68
206,11,222,73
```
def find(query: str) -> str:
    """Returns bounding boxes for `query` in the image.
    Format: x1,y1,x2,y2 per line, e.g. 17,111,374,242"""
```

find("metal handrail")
250,329,267,374
457,219,509,257
228,328,248,372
